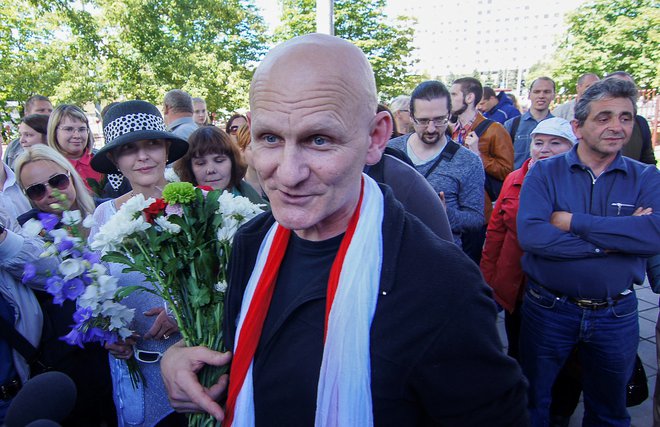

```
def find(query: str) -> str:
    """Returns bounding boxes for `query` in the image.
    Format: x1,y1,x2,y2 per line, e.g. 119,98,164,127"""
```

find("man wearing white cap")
517,78,660,426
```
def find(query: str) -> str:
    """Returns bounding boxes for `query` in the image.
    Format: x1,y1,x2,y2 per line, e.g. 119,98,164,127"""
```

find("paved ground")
496,281,657,426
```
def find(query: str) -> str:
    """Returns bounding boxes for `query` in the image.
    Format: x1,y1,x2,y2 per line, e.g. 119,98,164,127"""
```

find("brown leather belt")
539,285,631,310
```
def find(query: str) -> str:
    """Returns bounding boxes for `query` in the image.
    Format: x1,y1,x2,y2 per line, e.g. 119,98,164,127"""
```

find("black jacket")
225,185,528,426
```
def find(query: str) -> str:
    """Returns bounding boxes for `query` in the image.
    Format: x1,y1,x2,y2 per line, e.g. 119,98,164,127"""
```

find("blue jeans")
520,282,638,427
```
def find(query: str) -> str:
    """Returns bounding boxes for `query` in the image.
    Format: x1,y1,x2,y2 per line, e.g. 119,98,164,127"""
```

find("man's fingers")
161,345,232,419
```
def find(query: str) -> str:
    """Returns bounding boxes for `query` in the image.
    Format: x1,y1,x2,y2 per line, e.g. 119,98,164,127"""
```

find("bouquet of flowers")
90,182,263,427
22,210,141,387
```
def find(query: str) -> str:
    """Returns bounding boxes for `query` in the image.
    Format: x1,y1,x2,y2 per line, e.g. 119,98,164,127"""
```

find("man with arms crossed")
161,34,527,426
518,78,660,426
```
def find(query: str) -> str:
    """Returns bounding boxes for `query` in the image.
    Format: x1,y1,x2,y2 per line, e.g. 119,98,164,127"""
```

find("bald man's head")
246,34,391,240
250,34,378,125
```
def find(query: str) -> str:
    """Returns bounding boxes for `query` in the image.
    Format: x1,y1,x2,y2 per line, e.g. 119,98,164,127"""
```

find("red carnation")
197,185,214,192
144,198,167,223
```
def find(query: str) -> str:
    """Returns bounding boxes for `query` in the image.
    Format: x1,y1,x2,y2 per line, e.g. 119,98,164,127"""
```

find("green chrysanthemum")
162,182,196,204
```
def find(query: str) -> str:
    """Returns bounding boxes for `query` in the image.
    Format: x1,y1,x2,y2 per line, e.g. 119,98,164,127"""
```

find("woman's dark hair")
225,113,247,134
173,126,247,190
21,114,50,136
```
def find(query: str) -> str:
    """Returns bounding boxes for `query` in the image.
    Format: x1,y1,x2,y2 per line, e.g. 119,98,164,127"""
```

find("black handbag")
626,354,648,407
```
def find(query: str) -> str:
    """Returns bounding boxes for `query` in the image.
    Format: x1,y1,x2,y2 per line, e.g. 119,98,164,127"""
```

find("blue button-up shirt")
504,111,553,169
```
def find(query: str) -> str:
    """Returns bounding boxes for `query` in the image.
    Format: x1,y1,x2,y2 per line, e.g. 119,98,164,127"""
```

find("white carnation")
217,216,240,243
82,214,95,229
154,216,181,234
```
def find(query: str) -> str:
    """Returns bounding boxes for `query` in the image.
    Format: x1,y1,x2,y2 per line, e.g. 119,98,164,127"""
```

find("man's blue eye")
312,136,328,146
264,135,279,144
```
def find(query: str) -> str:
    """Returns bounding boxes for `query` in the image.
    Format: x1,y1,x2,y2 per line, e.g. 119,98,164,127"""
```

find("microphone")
4,371,77,427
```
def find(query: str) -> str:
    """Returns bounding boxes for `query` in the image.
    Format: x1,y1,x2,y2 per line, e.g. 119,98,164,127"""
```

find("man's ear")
571,119,582,141
365,111,392,166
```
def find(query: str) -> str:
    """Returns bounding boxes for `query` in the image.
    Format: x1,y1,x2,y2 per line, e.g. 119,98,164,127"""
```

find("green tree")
539,0,659,92
2,0,268,116
275,0,418,101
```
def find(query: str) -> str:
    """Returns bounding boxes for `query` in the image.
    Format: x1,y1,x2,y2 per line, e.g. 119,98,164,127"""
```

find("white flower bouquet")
90,182,263,427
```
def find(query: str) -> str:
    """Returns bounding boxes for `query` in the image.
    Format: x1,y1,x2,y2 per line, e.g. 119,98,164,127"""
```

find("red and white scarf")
224,174,384,427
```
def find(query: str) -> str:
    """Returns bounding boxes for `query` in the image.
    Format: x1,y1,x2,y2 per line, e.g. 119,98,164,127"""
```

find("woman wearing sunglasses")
15,144,95,225
14,144,116,425
224,112,247,143
47,104,103,193
89,100,189,427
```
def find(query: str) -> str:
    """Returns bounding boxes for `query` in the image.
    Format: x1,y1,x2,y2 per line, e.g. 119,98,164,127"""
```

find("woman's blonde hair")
15,144,96,218
47,104,94,157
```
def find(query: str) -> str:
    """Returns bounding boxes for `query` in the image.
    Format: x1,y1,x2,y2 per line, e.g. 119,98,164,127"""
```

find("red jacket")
480,158,530,312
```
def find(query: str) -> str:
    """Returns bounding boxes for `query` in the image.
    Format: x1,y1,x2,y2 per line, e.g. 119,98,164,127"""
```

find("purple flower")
73,307,92,324
45,276,65,304
62,278,85,301
37,213,59,232
81,272,93,285
23,264,37,284
83,251,101,264
57,239,74,253
61,329,85,348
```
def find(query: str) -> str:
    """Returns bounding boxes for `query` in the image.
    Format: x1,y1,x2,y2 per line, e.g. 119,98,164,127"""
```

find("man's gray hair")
574,78,638,126
389,95,411,114
164,89,194,114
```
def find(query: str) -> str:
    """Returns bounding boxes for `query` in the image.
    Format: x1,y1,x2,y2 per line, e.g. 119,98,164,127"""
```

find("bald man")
160,34,527,426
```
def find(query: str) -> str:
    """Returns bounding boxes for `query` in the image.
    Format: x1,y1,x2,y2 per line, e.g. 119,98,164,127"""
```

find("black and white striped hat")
91,100,189,174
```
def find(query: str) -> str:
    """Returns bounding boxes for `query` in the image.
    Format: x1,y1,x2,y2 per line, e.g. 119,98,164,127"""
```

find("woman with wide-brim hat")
89,100,189,426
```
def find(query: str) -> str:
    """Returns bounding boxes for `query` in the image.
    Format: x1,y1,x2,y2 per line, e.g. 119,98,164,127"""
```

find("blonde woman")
14,144,116,425
15,144,95,225
47,104,103,191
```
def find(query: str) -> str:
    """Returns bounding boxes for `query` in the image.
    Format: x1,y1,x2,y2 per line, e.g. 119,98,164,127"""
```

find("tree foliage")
275,0,419,101
1,0,268,116
537,0,659,92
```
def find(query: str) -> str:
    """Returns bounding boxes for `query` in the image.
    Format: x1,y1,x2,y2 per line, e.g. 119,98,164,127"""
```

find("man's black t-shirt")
253,232,343,426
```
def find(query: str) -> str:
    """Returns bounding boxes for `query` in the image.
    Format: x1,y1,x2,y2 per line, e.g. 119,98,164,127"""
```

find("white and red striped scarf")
224,174,384,427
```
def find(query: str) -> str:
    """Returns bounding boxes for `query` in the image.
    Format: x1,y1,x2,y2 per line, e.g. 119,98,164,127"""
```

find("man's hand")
464,131,480,155
550,211,573,232
633,207,653,216
161,341,232,419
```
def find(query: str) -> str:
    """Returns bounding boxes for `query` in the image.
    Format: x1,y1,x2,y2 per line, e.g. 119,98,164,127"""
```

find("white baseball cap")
530,117,578,145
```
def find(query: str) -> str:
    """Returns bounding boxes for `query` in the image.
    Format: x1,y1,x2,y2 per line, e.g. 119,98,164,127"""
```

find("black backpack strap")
473,119,495,138
0,315,41,365
423,140,460,178
508,116,521,142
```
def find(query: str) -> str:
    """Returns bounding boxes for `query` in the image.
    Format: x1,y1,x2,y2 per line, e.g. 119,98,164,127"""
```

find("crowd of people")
1,33,659,427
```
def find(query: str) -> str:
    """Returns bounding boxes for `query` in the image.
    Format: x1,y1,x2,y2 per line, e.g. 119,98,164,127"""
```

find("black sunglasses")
24,172,71,201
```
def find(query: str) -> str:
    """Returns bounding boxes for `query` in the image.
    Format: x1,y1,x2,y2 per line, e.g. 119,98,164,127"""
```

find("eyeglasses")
413,116,450,127
229,125,239,134
58,126,89,135
24,172,71,201
133,347,164,364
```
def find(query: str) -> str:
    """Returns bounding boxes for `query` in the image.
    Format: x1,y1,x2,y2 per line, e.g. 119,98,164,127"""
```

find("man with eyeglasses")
3,95,53,170
163,89,199,141
388,81,485,247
